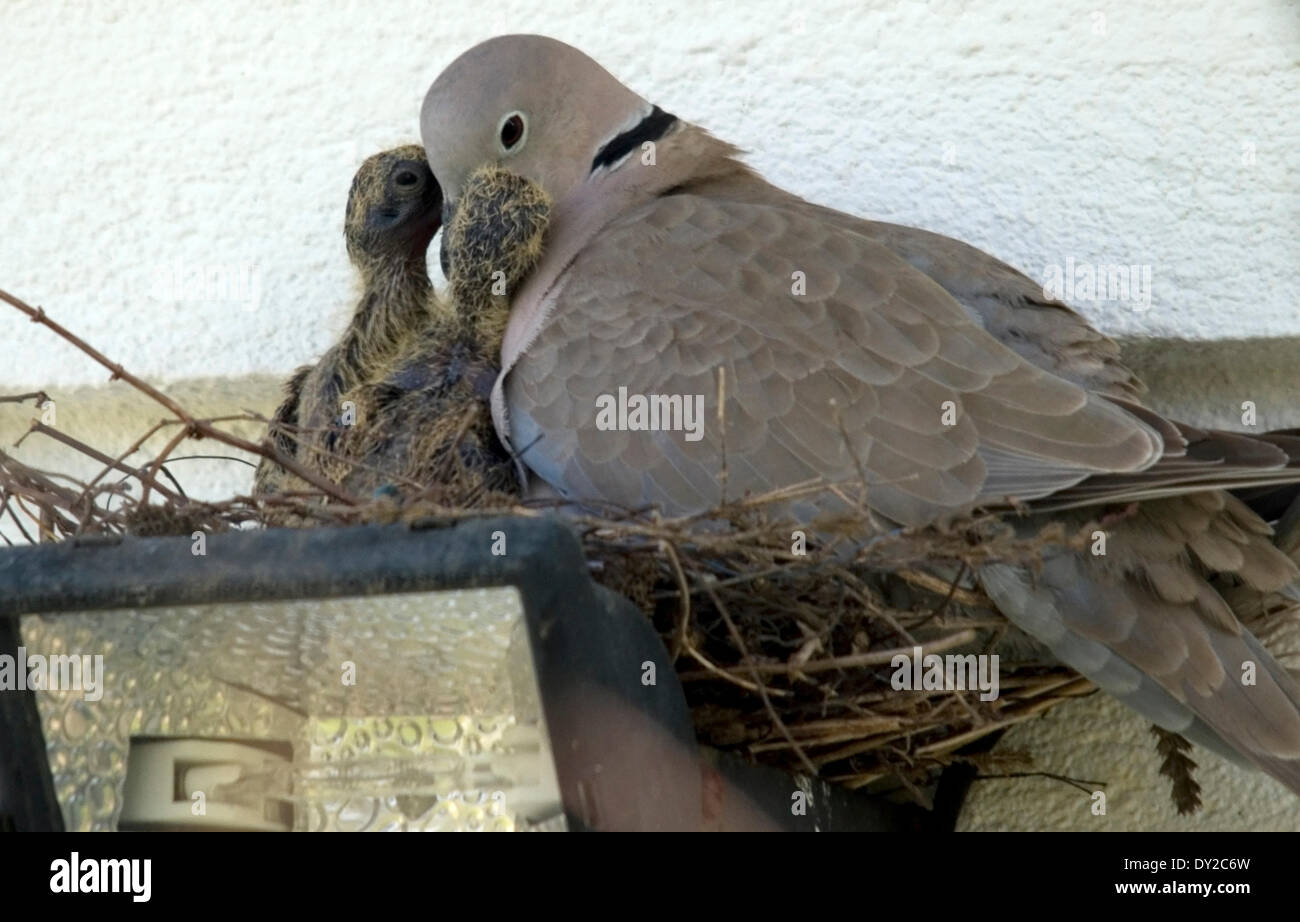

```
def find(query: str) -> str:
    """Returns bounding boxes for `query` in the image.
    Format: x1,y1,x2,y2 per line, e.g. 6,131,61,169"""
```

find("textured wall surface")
957,690,1300,831
3,0,1298,388
2,0,1300,831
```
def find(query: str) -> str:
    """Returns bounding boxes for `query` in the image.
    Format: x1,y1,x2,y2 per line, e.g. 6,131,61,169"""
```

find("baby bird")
330,166,551,505
254,145,441,499
254,149,550,513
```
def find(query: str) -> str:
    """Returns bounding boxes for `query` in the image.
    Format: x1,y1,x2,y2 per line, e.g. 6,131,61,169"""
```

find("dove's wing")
420,32,1300,798
501,185,1300,792
856,219,1146,400
502,189,1164,526
983,488,1300,784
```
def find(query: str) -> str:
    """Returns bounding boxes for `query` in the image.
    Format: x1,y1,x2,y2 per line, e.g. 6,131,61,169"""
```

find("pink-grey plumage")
421,34,1300,794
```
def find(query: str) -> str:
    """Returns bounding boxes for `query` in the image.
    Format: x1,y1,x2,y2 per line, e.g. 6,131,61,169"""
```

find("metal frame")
0,515,967,831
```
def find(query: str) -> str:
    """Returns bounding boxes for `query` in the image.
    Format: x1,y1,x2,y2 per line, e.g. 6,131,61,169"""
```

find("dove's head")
421,35,670,217
344,145,444,268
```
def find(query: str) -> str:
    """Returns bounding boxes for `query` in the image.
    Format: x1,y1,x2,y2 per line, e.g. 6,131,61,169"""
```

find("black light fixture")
0,516,954,831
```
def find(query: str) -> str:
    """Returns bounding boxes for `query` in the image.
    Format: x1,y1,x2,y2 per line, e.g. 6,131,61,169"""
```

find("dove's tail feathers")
1233,429,1300,528
1229,430,1300,604
980,559,1300,794
979,492,1300,796
1033,415,1300,514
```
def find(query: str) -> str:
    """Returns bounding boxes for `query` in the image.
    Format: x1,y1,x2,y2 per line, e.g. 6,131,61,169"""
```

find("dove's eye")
498,112,527,153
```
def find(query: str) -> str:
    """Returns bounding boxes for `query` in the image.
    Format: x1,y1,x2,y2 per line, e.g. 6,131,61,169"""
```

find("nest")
4,287,1201,814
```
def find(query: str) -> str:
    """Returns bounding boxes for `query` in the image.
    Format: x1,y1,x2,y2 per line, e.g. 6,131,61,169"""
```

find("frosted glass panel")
19,587,565,831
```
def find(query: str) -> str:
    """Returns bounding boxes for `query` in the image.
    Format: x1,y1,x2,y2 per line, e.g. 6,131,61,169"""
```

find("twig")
138,422,191,506
971,771,1107,797
0,391,49,405
716,365,727,505
0,287,359,505
677,628,979,679
23,422,184,503
897,566,989,609
698,574,817,775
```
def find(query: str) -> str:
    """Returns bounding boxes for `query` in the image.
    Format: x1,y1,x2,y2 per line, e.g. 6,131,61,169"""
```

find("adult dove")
421,34,1300,794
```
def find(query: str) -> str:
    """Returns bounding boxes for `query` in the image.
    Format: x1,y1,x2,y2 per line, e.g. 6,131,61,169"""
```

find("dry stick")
897,566,990,609
659,538,778,695
21,422,184,504
662,537,693,661
971,771,1106,797
8,477,89,526
812,716,948,770
887,753,933,808
18,428,340,534
1,490,40,544
682,635,780,695
4,483,77,538
826,770,890,788
0,454,94,536
716,366,727,505
749,716,905,753
66,418,172,508
676,628,979,680
13,494,55,541
697,574,817,776
159,454,258,468
911,677,1095,758
0,289,359,505
0,450,95,507
581,513,774,546
0,460,94,493
38,498,75,542
30,421,189,506
1004,673,1091,700
673,559,818,594
682,476,831,517
0,391,49,405
839,575,917,646
751,730,894,754
895,562,988,726
774,715,903,736
138,423,191,506
72,411,263,509
3,492,33,543
809,730,907,770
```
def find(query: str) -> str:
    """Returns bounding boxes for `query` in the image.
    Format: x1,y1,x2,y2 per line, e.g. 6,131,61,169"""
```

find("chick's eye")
499,113,525,150
394,170,419,188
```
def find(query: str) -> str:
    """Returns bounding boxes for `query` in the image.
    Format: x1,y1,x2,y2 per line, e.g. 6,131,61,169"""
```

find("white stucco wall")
3,0,1299,389
2,0,1299,830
